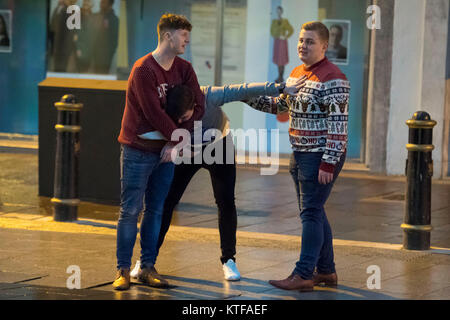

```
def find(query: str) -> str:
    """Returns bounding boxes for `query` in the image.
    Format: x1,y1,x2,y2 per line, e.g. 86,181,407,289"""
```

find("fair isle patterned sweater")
246,57,350,174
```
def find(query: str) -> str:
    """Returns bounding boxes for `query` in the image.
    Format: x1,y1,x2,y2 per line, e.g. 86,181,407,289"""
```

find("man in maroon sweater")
113,13,205,290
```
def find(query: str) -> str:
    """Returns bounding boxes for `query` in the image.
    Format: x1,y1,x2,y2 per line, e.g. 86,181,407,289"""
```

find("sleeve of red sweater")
132,65,179,141
319,73,350,174
178,63,205,132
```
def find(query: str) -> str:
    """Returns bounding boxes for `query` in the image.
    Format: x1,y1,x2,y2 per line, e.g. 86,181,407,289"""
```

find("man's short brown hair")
301,21,329,42
157,13,192,40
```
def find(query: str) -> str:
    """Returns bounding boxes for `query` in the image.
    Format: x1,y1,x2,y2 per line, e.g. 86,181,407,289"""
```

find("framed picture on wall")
0,10,12,53
322,19,351,65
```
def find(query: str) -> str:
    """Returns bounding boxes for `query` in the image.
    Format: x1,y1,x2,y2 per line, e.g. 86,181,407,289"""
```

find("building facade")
0,0,449,177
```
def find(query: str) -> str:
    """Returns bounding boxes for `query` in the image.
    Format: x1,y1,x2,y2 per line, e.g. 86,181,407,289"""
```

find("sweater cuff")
319,161,335,174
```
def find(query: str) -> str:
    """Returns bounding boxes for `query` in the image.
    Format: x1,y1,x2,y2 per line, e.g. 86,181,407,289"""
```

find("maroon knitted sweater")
118,53,205,152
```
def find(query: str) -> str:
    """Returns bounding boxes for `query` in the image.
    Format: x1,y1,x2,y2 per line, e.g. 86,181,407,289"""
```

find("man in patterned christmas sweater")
245,21,350,292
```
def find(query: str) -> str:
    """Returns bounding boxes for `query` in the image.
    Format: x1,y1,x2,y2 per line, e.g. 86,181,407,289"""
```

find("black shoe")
138,266,169,288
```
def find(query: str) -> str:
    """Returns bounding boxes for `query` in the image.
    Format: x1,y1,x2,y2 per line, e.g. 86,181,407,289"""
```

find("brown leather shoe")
138,266,169,288
112,268,130,290
269,274,314,292
312,272,338,287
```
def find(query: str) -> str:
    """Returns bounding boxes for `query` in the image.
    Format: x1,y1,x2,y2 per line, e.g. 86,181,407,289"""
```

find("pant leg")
289,152,301,211
156,163,201,254
206,141,237,264
316,152,345,274
290,152,338,280
116,145,159,270
139,160,176,268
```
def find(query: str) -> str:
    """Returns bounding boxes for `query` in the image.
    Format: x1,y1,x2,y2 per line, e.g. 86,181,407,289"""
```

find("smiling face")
297,29,328,66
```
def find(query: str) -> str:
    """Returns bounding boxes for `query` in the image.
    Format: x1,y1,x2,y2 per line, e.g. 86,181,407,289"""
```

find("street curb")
1,214,449,254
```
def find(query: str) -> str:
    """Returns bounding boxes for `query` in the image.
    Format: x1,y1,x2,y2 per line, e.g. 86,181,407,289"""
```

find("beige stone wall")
386,0,449,178
443,80,450,177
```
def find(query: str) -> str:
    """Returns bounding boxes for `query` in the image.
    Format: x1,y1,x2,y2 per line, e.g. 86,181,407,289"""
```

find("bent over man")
130,78,305,283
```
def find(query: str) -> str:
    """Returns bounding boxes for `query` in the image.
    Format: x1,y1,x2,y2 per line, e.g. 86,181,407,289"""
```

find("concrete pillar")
387,0,448,178
242,0,272,153
421,0,449,178
442,79,450,177
365,0,395,173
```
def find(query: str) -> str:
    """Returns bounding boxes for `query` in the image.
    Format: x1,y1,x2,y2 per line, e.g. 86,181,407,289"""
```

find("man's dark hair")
0,14,9,39
165,85,195,122
330,24,343,39
301,21,329,42
157,13,192,41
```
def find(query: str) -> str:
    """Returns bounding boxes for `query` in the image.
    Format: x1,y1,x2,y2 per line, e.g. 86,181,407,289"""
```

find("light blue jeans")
116,145,175,270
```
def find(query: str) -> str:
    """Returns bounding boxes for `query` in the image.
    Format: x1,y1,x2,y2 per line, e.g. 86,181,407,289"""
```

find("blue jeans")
289,151,345,280
116,145,175,270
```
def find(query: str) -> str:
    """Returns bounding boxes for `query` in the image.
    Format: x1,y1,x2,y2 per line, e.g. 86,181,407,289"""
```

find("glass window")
47,0,121,79
118,0,246,84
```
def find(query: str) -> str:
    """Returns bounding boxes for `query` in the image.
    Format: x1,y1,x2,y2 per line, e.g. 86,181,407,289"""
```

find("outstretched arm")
204,76,306,110
243,76,306,114
204,82,281,109
244,95,290,115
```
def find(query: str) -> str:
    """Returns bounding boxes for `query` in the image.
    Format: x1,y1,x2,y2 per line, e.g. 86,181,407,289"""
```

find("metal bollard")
401,111,436,250
51,94,83,222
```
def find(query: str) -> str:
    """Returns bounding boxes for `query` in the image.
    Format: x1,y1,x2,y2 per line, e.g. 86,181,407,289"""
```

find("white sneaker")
130,260,141,279
222,259,241,281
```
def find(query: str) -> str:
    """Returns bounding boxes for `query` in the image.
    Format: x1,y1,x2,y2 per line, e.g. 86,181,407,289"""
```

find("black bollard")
51,94,83,222
402,111,436,250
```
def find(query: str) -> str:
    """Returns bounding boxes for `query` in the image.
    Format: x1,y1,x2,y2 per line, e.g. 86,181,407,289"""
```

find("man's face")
82,0,93,10
277,7,282,18
63,0,76,6
329,27,342,47
100,0,111,12
297,29,328,65
177,108,194,124
166,29,190,55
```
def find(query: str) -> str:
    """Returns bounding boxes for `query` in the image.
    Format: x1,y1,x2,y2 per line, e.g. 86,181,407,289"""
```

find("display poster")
323,19,351,65
0,10,12,53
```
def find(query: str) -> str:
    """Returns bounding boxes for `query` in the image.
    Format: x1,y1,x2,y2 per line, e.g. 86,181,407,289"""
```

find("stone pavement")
0,152,449,300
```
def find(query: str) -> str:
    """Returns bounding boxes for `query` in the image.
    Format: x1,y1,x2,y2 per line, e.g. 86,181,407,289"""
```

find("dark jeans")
116,145,175,270
289,151,345,280
157,138,237,264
